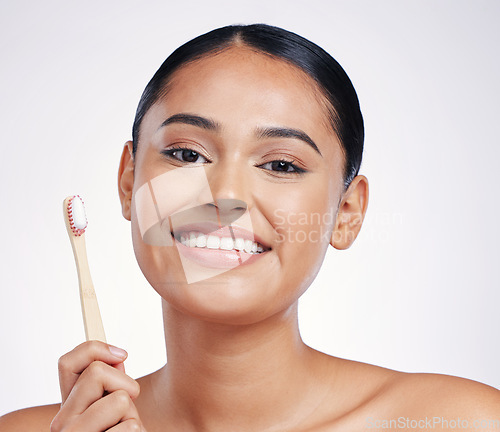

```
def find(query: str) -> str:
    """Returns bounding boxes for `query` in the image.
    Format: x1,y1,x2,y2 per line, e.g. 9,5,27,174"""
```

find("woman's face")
124,47,346,325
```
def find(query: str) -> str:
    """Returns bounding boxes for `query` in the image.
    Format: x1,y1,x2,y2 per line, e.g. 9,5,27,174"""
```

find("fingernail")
108,345,128,359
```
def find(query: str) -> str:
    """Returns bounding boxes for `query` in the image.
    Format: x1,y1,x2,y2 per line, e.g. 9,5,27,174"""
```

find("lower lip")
174,237,269,269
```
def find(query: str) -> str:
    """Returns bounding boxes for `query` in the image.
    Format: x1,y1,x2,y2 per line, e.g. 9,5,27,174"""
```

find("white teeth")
195,233,207,248
244,239,254,253
177,231,266,254
220,237,234,250
234,238,245,251
206,235,220,249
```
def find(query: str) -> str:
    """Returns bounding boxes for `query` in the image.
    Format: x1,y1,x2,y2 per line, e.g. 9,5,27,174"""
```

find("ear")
118,141,134,221
331,175,369,250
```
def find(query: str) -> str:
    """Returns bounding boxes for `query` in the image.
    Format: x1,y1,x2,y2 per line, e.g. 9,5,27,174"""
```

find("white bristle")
71,196,87,230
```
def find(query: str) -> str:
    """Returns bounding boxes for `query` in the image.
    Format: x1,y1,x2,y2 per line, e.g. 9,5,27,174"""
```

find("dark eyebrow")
158,115,322,157
157,113,220,131
256,126,322,157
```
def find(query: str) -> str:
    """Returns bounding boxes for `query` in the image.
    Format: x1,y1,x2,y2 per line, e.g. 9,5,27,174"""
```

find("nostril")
213,198,247,211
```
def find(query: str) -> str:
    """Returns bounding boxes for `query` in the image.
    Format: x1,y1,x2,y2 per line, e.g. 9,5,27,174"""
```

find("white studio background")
1,0,499,416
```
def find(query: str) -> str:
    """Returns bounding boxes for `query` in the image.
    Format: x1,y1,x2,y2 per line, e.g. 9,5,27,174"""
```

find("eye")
258,159,306,175
162,146,210,164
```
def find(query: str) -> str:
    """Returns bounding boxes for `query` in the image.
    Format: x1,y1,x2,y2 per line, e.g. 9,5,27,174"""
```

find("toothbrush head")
66,195,88,236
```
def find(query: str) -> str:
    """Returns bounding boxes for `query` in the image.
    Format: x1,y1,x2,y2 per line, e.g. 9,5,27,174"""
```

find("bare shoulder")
386,372,500,416
314,357,499,431
0,403,60,432
336,357,500,414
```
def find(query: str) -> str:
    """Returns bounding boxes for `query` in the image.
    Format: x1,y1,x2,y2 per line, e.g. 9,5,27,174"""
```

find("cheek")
128,160,201,301
269,177,336,242
265,178,338,290
130,193,187,296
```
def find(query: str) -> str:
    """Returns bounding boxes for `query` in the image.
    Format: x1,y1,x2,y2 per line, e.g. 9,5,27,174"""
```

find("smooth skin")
2,46,499,431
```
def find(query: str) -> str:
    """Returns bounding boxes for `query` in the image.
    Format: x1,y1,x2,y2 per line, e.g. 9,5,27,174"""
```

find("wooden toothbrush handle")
71,234,107,343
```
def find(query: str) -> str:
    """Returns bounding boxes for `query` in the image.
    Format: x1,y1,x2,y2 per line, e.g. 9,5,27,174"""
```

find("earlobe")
330,175,369,250
118,141,135,221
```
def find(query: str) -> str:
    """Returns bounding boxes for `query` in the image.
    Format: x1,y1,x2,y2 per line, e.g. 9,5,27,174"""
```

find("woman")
2,24,499,431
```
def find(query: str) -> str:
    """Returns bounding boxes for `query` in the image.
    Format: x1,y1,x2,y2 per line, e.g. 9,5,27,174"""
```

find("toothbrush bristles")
67,195,88,236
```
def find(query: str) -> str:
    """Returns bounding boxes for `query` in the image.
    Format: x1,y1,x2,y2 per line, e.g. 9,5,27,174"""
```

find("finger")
61,360,140,417
72,389,144,432
114,361,126,374
108,418,146,432
58,340,128,402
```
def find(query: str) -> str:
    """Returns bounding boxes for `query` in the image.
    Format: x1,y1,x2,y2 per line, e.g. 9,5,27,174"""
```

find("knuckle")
113,389,132,410
86,360,106,379
126,419,142,432
57,354,70,373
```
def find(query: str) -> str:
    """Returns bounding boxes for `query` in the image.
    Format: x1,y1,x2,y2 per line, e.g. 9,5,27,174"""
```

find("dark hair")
132,24,364,188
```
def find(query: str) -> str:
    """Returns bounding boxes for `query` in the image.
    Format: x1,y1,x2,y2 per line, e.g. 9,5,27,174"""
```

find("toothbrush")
63,195,107,343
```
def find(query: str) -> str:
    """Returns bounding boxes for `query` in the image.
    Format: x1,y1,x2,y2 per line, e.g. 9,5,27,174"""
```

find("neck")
148,300,331,431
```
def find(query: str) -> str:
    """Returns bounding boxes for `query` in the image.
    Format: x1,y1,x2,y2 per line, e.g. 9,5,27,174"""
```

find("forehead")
165,46,332,125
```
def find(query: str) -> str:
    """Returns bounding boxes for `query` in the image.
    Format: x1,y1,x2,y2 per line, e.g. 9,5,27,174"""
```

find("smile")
174,231,267,254
168,222,272,269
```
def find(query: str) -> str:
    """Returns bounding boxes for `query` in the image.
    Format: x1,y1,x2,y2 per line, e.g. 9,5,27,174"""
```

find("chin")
170,273,281,325
155,270,294,326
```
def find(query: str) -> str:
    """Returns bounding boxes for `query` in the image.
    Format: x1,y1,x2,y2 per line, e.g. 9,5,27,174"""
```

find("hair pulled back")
132,24,364,188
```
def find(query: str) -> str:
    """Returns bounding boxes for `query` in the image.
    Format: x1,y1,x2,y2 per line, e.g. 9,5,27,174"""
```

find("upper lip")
171,221,271,250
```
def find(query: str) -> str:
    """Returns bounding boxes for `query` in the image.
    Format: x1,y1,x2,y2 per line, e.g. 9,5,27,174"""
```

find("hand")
50,340,145,431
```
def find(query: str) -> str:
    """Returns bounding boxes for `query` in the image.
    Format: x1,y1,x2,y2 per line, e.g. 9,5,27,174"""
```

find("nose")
198,158,250,224
207,198,247,227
